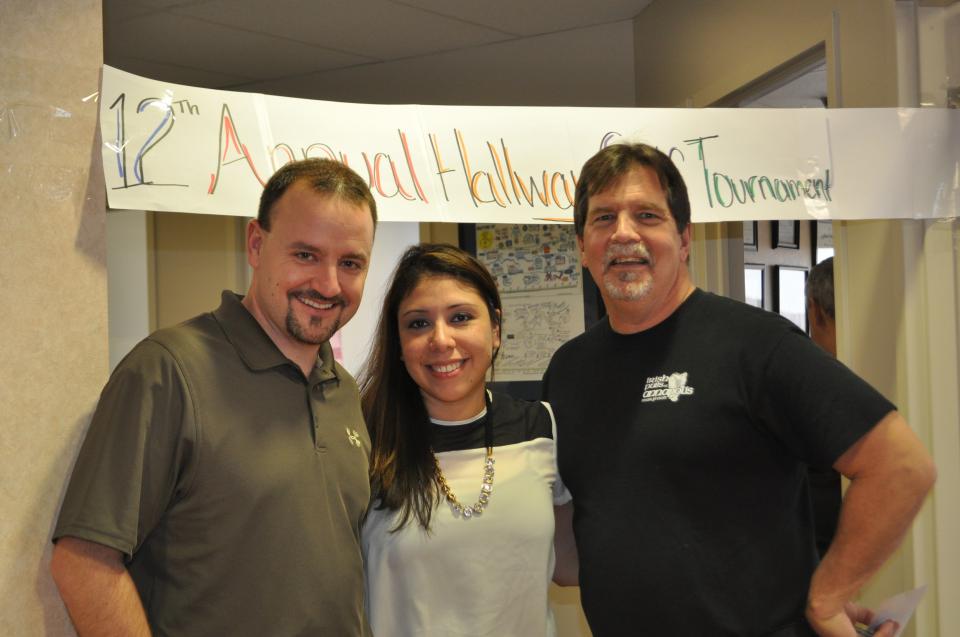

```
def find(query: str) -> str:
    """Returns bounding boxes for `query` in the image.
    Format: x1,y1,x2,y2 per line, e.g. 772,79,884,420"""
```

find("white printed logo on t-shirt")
641,372,695,403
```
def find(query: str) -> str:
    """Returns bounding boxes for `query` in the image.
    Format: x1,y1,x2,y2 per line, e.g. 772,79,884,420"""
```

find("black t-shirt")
543,289,894,637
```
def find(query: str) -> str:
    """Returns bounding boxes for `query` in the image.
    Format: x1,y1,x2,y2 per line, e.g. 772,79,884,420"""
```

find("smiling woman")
358,243,574,636
396,275,501,421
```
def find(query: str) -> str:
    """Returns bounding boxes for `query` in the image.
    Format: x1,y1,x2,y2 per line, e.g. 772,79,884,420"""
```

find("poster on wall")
99,66,960,225
475,224,585,382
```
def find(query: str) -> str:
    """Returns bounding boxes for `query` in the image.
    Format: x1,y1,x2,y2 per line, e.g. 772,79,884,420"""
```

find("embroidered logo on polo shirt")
641,372,695,403
345,427,362,447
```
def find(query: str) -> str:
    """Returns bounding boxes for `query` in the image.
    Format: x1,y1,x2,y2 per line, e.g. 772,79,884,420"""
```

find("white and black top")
362,391,570,637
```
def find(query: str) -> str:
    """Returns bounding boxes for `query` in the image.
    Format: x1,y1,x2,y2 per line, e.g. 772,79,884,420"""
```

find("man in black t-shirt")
544,143,935,637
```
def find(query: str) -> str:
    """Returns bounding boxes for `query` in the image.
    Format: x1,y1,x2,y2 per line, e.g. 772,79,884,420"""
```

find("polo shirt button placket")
310,383,326,452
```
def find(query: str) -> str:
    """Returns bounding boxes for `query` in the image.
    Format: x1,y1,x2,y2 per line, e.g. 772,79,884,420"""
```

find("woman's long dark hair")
359,243,502,532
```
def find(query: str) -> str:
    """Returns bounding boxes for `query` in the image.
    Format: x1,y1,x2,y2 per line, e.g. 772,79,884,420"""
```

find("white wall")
338,221,421,376
106,210,151,370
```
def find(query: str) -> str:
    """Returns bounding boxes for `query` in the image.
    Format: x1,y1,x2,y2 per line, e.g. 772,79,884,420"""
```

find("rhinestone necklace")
432,395,494,519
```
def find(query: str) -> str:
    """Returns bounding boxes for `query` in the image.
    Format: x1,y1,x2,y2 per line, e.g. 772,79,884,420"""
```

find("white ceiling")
104,0,654,92
103,0,833,108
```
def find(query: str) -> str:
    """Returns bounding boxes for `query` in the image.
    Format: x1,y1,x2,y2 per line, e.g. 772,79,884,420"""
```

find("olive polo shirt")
54,291,372,637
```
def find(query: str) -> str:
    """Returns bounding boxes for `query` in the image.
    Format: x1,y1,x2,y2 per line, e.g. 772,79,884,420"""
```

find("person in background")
543,143,935,637
50,158,377,636
805,255,843,558
807,256,837,358
360,243,576,637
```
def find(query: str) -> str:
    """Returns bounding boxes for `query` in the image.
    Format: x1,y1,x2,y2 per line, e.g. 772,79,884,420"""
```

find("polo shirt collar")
213,291,339,382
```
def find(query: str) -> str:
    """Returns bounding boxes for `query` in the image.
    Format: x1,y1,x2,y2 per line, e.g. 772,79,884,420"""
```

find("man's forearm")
807,412,936,623
51,537,151,637
807,464,931,613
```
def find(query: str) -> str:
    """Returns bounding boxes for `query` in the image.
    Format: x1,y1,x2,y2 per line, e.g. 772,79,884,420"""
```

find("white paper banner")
100,66,959,224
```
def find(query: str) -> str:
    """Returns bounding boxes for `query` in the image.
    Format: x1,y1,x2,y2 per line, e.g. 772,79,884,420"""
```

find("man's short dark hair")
257,158,377,230
574,143,691,238
806,257,835,318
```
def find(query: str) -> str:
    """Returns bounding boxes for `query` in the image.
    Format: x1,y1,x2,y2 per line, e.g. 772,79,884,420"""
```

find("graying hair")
806,257,834,318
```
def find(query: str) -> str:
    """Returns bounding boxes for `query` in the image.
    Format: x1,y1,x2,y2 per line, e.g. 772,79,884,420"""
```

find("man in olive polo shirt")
51,158,377,636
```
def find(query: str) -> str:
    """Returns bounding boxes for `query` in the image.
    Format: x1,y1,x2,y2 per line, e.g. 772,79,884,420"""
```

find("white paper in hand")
868,585,927,637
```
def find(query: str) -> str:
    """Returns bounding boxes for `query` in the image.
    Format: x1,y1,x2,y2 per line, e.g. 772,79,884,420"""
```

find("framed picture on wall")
773,265,808,332
772,220,800,249
814,219,834,263
743,221,758,251
459,222,599,401
744,263,764,309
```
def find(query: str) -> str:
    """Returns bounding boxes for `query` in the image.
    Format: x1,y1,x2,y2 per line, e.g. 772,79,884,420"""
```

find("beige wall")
0,0,106,634
632,0,898,109
834,217,960,636
151,211,248,328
